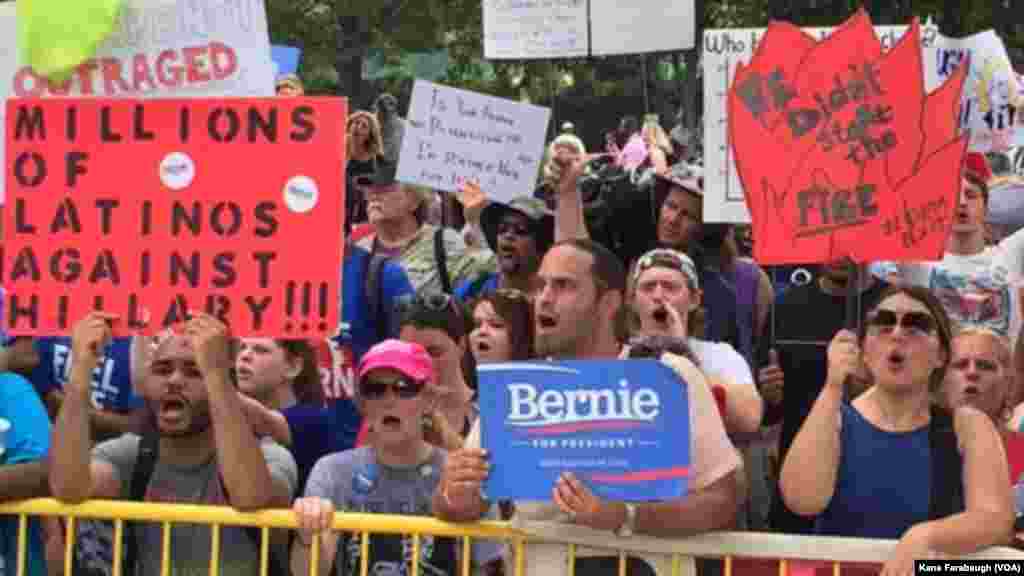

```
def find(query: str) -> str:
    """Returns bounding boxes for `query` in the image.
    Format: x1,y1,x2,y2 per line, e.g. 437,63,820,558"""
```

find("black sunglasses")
866,309,936,336
359,377,425,399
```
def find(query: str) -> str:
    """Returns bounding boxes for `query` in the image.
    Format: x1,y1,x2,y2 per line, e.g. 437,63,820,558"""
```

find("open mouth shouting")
886,350,906,371
158,395,190,424
536,313,558,334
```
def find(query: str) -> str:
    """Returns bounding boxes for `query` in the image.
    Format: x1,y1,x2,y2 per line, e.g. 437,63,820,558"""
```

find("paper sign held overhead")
3,98,346,337
478,360,690,502
483,0,588,60
728,11,969,265
397,80,551,204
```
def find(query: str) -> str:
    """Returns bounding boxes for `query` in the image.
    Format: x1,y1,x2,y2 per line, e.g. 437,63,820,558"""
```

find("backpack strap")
218,475,290,576
928,405,965,520
365,251,389,341
434,227,452,294
124,433,160,576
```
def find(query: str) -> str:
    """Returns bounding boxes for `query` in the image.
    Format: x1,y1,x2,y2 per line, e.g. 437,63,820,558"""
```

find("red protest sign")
3,98,346,337
728,11,969,265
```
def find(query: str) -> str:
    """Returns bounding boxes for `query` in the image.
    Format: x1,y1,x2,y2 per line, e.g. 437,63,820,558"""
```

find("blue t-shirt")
0,373,51,576
30,337,143,413
816,404,931,539
328,247,414,454
453,273,499,303
283,404,332,493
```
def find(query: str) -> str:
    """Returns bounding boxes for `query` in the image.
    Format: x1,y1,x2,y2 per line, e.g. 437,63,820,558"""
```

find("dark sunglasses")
497,222,531,237
359,377,425,399
866,309,936,336
396,292,461,325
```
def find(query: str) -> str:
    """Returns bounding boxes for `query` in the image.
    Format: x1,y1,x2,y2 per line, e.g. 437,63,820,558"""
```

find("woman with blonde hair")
346,110,385,230
641,114,672,175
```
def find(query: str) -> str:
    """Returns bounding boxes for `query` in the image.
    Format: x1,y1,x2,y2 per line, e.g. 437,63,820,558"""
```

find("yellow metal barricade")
2,499,1023,576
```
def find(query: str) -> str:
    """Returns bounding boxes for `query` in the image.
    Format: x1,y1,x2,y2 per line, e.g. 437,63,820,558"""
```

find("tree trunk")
682,0,705,135
940,0,963,37
335,14,367,107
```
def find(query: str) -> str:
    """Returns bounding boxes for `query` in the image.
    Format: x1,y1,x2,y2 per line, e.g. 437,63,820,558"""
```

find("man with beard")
757,261,887,534
454,196,554,301
49,313,298,576
435,239,741,576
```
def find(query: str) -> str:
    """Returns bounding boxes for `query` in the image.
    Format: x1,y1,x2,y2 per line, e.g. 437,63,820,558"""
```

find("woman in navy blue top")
780,286,1012,576
235,338,331,493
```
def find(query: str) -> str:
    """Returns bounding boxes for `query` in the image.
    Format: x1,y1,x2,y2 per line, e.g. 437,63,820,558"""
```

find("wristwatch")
615,503,637,537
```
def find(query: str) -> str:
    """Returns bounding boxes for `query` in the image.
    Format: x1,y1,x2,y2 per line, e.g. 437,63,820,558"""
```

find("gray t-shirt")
93,434,298,576
304,446,456,576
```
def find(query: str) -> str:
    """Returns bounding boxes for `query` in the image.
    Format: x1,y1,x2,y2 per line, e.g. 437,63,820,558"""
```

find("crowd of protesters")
0,72,1021,576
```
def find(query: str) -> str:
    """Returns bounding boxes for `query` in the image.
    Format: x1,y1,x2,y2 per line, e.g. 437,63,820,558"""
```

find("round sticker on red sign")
284,175,319,213
160,152,195,190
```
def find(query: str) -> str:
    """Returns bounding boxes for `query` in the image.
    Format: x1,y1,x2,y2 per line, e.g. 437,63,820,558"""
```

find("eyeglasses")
497,222,531,237
359,377,425,399
866,309,936,337
494,288,530,301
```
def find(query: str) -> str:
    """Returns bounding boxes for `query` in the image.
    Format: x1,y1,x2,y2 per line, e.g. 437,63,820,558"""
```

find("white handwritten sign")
589,0,695,55
397,80,551,204
703,24,1020,223
0,0,275,203
483,0,588,59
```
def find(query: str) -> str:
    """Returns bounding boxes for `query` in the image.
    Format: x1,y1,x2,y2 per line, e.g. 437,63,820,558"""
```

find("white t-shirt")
872,230,1024,342
688,338,755,390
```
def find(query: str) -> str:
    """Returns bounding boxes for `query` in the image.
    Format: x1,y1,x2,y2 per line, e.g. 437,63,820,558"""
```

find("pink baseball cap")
357,339,433,384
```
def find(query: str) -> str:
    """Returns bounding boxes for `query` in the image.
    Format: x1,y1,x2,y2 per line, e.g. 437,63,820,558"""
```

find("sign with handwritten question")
728,10,969,265
396,79,551,204
704,21,1019,224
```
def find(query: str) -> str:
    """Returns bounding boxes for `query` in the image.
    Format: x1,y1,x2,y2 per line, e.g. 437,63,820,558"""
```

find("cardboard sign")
705,20,1018,223
0,0,276,203
728,12,968,265
482,0,695,59
397,80,550,204
478,360,690,502
483,0,589,60
3,98,345,337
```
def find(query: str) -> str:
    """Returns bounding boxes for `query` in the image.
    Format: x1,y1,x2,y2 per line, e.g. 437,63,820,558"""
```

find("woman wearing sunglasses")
292,339,457,576
780,286,1013,576
469,289,535,364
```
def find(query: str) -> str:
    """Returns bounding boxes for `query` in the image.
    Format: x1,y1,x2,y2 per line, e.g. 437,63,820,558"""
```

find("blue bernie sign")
479,360,690,502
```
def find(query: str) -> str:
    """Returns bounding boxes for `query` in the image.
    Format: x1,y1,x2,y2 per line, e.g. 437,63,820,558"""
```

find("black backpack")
120,433,289,576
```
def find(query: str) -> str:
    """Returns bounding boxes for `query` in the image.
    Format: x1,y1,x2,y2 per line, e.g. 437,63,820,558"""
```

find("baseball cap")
357,339,433,386
479,197,555,254
654,163,703,197
633,248,700,291
965,152,993,183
